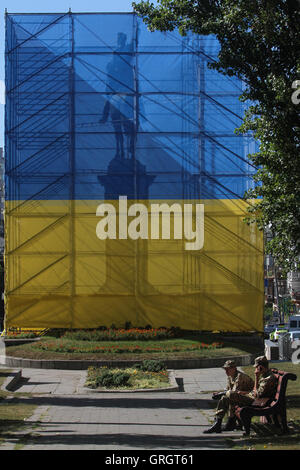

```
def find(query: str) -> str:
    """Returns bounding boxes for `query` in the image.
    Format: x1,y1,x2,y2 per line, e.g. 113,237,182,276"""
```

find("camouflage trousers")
215,390,254,419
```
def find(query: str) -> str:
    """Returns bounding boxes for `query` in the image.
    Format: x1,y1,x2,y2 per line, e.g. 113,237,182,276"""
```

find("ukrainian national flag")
4,13,264,332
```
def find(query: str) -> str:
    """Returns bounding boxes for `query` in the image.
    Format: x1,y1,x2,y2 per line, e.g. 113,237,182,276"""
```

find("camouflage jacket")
251,370,278,399
227,370,254,393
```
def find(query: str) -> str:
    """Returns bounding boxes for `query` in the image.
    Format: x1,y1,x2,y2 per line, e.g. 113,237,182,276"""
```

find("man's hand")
212,391,226,400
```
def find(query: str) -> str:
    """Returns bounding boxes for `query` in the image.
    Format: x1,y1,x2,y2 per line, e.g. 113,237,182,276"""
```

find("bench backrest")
272,372,283,405
270,369,297,407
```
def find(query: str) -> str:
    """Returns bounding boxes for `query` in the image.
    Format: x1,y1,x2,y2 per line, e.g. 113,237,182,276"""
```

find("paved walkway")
0,367,243,451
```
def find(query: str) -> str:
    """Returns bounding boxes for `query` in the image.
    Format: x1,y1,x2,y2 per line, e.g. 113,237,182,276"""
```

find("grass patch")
0,370,37,447
5,332,263,361
227,362,300,450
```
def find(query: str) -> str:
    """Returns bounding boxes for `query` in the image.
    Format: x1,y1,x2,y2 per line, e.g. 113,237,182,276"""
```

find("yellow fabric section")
4,199,264,331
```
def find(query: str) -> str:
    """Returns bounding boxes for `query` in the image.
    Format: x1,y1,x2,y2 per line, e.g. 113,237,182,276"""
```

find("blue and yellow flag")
4,13,263,331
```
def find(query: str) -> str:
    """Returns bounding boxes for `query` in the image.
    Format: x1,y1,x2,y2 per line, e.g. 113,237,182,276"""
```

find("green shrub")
98,370,115,388
87,368,131,389
135,359,166,372
113,372,131,387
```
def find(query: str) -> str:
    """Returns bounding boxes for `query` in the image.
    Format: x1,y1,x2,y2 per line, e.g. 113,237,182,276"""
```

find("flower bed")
85,360,170,390
4,330,40,339
62,327,181,342
31,339,224,355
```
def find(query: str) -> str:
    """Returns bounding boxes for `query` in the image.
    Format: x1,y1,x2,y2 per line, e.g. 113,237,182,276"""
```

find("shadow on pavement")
5,429,231,450
10,395,213,410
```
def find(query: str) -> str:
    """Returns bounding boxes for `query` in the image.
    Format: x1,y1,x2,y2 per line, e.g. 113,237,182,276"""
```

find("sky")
0,0,142,148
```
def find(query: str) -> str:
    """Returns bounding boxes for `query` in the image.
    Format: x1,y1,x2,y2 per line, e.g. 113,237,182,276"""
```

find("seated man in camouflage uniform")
204,359,254,433
204,356,278,433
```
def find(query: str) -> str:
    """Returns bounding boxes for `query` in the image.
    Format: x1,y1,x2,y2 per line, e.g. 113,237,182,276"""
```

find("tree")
133,0,300,272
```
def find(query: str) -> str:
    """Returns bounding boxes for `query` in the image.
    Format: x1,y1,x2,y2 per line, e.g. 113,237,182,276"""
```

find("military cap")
253,356,269,368
222,360,237,369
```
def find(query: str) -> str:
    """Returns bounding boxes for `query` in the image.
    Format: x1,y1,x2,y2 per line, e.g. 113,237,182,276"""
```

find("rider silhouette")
99,33,135,159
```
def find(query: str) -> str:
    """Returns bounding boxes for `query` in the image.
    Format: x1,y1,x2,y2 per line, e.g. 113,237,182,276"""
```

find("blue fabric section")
5,13,258,201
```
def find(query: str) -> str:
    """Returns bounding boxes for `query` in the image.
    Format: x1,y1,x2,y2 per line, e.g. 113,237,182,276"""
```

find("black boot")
203,417,222,434
222,417,237,431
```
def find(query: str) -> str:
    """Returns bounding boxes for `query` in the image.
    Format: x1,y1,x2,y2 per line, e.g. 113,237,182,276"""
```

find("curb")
4,338,41,347
4,352,262,370
83,370,180,393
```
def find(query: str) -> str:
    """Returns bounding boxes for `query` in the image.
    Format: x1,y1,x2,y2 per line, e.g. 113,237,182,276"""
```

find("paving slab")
0,366,243,450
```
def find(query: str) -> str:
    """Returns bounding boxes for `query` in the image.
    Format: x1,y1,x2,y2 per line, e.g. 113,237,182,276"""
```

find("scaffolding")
4,12,263,331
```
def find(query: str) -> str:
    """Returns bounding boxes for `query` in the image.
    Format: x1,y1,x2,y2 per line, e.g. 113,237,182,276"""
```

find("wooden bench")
234,368,297,436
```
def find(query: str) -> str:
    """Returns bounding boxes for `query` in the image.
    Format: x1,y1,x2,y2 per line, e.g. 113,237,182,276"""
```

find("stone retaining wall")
4,352,262,370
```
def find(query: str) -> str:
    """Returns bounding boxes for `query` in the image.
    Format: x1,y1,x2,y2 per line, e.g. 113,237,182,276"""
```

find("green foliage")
28,329,225,358
12,332,36,339
32,337,224,355
86,367,130,388
264,305,273,321
133,0,300,271
85,365,170,390
134,359,166,372
113,372,131,387
61,327,181,342
4,330,40,339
